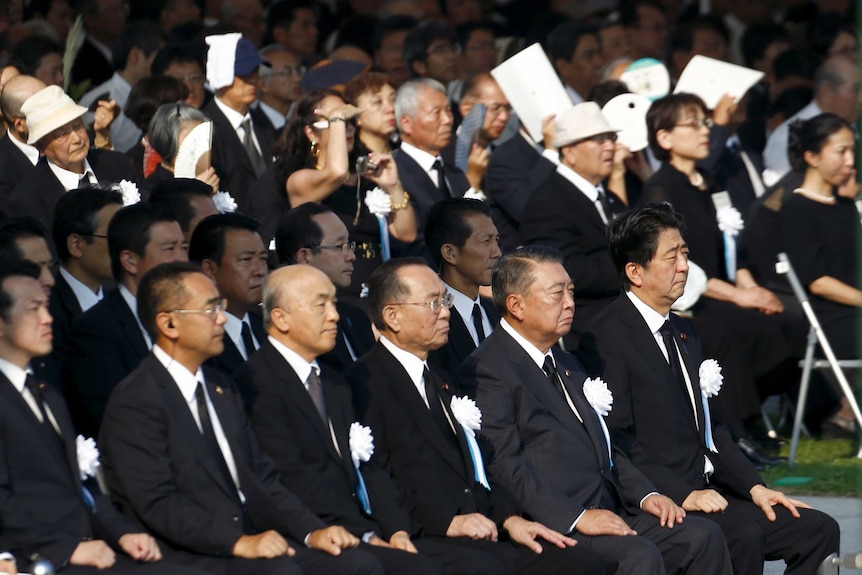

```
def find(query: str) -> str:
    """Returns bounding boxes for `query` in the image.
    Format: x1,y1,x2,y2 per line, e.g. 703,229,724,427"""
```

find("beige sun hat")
23,85,88,145
551,101,621,149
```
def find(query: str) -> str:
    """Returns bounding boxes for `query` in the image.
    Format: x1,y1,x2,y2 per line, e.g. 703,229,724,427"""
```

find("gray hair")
147,103,209,164
491,246,563,314
394,77,446,126
258,43,288,79
814,58,857,93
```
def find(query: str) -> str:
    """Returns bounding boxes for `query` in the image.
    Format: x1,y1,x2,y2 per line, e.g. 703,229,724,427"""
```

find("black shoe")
737,438,787,467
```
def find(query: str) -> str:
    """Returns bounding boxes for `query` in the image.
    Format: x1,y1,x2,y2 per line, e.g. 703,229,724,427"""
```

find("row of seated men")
0,193,841,574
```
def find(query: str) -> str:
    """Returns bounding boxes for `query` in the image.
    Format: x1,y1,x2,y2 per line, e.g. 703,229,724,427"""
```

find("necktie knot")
240,320,256,358
542,355,557,379
659,320,674,339
306,368,327,423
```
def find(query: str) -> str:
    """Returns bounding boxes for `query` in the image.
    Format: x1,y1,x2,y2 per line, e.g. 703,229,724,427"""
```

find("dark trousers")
162,545,383,575
690,496,840,575
57,555,208,574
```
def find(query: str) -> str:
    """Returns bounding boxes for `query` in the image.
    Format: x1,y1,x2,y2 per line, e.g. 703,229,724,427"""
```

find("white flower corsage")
363,187,392,217
699,359,723,397
349,422,374,467
113,179,140,206
583,377,613,416
715,206,744,237
462,188,487,201
76,435,100,480
360,283,369,299
212,190,238,213
450,395,482,437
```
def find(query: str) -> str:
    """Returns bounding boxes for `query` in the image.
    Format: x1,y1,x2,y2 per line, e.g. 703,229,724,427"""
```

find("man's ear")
381,304,401,333
399,114,413,139
625,262,643,288
67,234,85,258
410,60,427,78
120,249,138,276
270,306,290,333
505,293,525,322
295,248,311,264
441,243,458,266
200,258,219,280
155,311,177,341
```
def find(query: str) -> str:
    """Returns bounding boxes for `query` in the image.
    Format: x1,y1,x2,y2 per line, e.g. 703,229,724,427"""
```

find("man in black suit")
147,178,219,242
347,258,607,575
458,246,732,575
64,204,187,436
520,102,625,348
50,188,123,377
237,264,498,574
275,203,375,374
393,78,471,234
576,204,839,574
98,262,383,575
0,260,199,575
70,0,126,90
190,213,268,376
5,85,134,230
425,199,501,380
202,35,275,212
0,75,44,208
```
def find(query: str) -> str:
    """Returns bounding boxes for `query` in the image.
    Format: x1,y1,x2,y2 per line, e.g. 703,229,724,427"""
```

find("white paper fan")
602,93,651,152
174,121,213,178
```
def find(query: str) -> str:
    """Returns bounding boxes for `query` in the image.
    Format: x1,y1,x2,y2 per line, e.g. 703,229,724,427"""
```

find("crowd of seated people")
0,0,856,573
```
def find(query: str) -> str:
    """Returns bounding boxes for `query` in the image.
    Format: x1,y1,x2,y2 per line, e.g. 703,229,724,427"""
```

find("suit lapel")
447,311,477,363
320,369,360,482
110,290,149,359
44,385,84,487
671,315,706,433
556,173,607,234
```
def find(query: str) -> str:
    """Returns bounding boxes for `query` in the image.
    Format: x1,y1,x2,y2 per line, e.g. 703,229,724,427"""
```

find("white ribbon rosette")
583,377,613,416
698,359,723,398
114,179,140,206
76,435,100,480
715,206,744,237
348,422,374,467
363,187,392,217
213,191,238,213
450,396,482,437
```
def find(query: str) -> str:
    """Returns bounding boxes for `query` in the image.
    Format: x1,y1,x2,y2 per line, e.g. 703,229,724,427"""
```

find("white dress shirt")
255,100,287,131
59,266,103,312
48,158,98,192
556,162,609,224
214,96,263,156
0,357,60,434
444,282,493,347
399,141,476,196
223,312,258,361
153,344,245,502
118,284,152,349
379,335,430,407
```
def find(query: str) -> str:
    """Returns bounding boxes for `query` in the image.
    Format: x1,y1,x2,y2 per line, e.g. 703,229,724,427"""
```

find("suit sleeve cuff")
568,509,586,533
639,492,659,509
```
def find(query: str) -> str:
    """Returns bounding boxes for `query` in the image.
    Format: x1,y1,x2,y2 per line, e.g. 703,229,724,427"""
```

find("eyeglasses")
309,241,356,254
267,66,306,78
675,118,714,130
388,293,454,314
485,102,512,115
427,43,461,56
580,132,618,145
167,298,227,319
179,73,205,85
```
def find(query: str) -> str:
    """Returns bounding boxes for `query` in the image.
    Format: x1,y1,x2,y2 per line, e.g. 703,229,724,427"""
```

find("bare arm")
809,276,862,307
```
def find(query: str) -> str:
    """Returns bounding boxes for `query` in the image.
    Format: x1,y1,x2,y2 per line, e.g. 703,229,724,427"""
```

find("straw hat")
23,85,87,145
551,101,621,149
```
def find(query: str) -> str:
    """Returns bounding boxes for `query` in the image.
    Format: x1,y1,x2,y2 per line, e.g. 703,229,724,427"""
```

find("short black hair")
0,217,49,262
424,198,490,269
108,203,178,282
618,0,665,28
807,12,857,60
265,0,318,45
787,113,854,173
588,80,629,108
137,261,202,340
606,202,686,289
273,203,332,265
773,47,820,84
148,178,213,234
52,187,124,264
189,213,260,266
124,76,188,131
0,259,41,322
151,41,204,77
367,256,428,329
490,245,562,314
455,20,495,48
740,22,790,68
665,15,728,62
646,92,708,162
547,20,598,64
767,86,813,122
113,20,164,71
11,36,62,77
402,21,457,77
372,14,418,54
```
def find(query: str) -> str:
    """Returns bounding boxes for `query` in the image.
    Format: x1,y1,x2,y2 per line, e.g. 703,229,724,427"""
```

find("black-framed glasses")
309,241,356,254
427,43,461,56
675,118,714,130
167,298,227,319
388,293,454,314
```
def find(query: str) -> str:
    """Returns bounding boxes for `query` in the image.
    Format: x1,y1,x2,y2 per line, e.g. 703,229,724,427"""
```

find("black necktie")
24,374,53,429
306,369,328,424
241,118,266,177
471,303,486,345
423,367,458,443
659,320,684,381
240,321,256,358
432,158,449,197
596,186,612,224
194,382,240,499
542,355,566,398
78,174,91,188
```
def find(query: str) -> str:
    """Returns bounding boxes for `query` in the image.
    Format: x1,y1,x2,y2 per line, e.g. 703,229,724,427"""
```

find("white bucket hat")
23,85,88,145
551,101,621,149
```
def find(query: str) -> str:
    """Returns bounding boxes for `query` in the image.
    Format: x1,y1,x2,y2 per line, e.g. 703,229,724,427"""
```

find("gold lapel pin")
564,369,571,377
680,333,687,342
441,383,449,390
215,386,224,395
39,382,46,390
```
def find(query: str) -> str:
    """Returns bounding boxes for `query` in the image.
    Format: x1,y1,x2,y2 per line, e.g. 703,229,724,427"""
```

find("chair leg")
789,329,818,468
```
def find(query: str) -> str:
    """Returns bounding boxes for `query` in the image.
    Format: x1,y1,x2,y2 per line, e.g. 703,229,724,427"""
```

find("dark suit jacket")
64,288,149,436
203,100,275,213
235,340,412,539
520,172,624,348
429,297,498,381
98,354,326,556
70,38,114,91
318,301,375,375
484,134,556,252
0,135,36,210
206,312,265,376
5,150,134,230
392,148,470,235
47,271,84,390
710,142,765,220
346,341,519,537
458,327,656,534
0,370,133,567
577,295,763,504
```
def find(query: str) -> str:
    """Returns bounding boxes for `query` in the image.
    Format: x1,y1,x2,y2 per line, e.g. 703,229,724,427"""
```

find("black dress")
780,192,860,359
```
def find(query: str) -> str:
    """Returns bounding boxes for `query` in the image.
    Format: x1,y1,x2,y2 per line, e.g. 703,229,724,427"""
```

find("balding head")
815,57,860,122
262,264,340,361
0,75,46,141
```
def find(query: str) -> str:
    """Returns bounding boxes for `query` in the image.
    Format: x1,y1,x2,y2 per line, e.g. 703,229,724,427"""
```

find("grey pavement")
764,496,861,574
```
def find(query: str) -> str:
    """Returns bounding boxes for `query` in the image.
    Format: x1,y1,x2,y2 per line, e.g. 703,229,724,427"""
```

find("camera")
355,156,379,174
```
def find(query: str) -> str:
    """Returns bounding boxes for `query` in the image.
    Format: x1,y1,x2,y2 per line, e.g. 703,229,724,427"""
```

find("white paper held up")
673,55,763,108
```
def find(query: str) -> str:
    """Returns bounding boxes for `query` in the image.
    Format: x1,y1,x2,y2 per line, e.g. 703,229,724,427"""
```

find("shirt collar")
214,96,251,131
556,162,601,202
0,357,30,393
499,318,549,371
625,290,669,335
47,157,97,192
222,311,249,354
153,344,205,405
399,140,440,173
444,281,480,328
118,284,152,348
108,72,132,102
267,335,320,385
256,100,286,130
6,128,39,165
59,266,103,312
379,334,427,389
